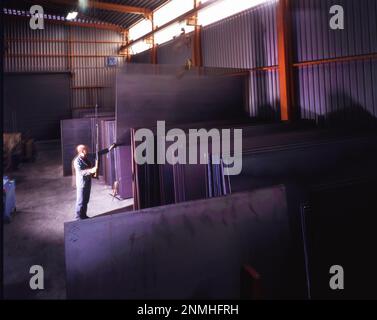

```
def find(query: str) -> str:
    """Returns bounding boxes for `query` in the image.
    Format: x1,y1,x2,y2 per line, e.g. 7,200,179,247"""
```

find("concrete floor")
3,141,133,299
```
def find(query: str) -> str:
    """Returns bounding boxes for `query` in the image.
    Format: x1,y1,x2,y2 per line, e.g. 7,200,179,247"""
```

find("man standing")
73,143,116,220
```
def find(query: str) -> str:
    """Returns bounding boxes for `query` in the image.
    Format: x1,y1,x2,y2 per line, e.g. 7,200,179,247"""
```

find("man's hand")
89,167,97,174
109,143,117,152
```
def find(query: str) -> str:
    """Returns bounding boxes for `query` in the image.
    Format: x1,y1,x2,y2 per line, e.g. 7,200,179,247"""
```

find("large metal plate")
115,64,248,144
65,186,306,299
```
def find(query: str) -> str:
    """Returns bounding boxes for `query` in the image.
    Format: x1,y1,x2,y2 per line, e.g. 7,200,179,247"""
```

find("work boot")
74,214,89,220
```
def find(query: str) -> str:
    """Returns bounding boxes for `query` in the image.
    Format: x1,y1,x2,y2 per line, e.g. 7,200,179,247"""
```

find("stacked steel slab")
60,110,132,199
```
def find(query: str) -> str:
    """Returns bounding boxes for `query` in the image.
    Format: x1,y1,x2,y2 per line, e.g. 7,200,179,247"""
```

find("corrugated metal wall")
130,49,152,63
4,17,125,113
127,0,376,125
201,1,280,120
4,73,71,140
292,0,377,123
4,19,68,71
292,0,376,62
157,34,192,65
6,1,376,124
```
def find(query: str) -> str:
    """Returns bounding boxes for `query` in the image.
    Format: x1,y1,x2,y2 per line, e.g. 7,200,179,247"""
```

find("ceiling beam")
65,20,124,32
49,0,152,17
4,13,124,32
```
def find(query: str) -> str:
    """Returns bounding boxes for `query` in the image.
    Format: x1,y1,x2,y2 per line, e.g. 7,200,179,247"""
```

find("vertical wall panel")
295,60,377,123
201,1,278,69
292,0,377,122
248,70,280,120
157,35,192,65
4,16,125,114
130,49,152,63
292,0,377,58
201,1,279,120
4,19,68,72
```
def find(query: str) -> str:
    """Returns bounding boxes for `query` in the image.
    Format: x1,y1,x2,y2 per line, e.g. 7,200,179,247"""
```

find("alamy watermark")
329,5,345,30
134,121,243,176
29,265,44,290
29,5,44,30
28,4,344,31
329,265,344,290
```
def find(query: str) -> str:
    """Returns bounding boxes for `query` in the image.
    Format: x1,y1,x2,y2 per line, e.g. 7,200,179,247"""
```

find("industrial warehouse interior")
2,0,377,302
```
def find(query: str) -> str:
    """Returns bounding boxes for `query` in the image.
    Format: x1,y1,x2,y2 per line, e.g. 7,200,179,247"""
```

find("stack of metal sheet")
131,121,314,209
100,119,117,186
132,124,377,210
60,117,132,199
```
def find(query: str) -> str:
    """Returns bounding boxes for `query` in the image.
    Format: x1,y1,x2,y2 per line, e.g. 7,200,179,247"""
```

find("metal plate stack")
132,124,377,210
100,120,117,186
131,121,317,209
61,116,133,199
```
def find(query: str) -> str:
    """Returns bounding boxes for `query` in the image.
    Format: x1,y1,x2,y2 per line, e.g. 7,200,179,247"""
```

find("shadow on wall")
251,11,279,121
256,99,281,121
319,90,377,130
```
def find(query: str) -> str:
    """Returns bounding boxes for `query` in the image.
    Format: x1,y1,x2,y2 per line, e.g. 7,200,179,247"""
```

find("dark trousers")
75,183,91,219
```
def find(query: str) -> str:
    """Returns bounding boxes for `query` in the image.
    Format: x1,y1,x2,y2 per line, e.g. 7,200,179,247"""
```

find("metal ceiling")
3,0,170,28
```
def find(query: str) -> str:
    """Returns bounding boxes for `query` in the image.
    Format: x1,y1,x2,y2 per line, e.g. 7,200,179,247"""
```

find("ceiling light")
66,11,78,21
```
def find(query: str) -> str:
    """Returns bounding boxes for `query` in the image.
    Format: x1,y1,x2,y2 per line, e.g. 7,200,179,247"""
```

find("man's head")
76,144,89,157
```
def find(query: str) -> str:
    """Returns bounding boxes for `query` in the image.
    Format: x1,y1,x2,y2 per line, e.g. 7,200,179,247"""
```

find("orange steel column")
150,14,158,64
277,0,296,121
192,0,203,67
120,30,131,62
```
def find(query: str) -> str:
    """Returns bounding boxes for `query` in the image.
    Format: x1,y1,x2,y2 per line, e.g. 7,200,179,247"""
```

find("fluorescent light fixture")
129,19,152,41
154,22,194,45
153,0,194,27
66,11,78,21
129,41,152,55
198,0,271,26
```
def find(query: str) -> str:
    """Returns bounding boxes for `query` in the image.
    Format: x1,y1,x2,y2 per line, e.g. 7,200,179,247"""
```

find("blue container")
3,177,16,222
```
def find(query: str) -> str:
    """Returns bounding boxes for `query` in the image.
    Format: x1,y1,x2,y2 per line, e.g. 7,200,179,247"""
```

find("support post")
277,0,295,121
150,14,158,64
192,0,202,67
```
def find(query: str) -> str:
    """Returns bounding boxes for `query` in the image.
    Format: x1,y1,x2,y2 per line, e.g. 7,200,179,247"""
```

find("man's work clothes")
73,148,109,219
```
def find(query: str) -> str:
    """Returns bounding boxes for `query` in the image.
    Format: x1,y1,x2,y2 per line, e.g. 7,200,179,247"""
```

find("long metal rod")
6,38,123,44
93,103,100,179
300,203,312,300
5,54,122,58
293,52,377,67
